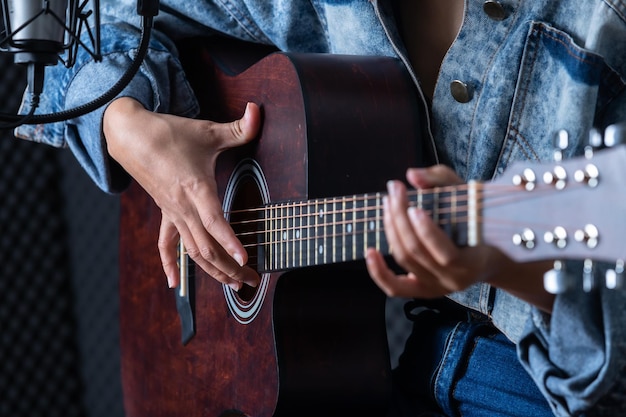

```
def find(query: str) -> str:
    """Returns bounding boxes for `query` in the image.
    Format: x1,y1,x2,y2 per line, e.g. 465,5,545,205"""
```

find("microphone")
0,0,159,129
1,0,100,96
4,0,70,67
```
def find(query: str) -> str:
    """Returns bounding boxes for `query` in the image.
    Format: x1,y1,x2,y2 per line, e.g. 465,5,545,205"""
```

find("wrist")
486,251,555,313
103,97,147,162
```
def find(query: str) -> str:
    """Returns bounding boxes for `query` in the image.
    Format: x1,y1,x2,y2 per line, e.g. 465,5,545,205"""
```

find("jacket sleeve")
14,20,200,193
518,281,626,416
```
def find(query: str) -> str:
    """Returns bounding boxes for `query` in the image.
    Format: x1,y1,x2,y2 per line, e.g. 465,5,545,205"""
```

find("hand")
104,98,261,290
365,165,554,312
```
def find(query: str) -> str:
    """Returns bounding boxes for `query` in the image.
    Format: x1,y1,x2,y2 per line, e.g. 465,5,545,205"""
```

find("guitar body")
119,38,432,417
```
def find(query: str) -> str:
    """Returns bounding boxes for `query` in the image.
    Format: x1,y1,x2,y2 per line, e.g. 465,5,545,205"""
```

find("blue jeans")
389,300,554,417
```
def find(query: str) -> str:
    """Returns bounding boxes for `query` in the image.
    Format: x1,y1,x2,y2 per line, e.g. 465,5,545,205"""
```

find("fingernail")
387,180,401,197
166,276,174,288
408,206,423,223
228,282,241,291
234,253,245,267
386,180,395,196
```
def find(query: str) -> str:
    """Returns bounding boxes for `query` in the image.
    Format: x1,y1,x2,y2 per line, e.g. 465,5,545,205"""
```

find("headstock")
481,123,626,292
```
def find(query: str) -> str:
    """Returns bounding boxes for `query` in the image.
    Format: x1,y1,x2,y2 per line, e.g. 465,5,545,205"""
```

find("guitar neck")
258,183,478,272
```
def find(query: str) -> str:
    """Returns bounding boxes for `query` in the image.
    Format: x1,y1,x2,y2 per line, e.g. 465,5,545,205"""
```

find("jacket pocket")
495,21,625,173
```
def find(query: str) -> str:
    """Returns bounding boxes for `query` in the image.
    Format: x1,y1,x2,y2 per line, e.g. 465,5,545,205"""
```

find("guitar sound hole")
229,176,263,303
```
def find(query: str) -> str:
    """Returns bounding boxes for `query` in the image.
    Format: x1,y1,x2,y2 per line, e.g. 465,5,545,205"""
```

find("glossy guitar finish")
119,39,431,417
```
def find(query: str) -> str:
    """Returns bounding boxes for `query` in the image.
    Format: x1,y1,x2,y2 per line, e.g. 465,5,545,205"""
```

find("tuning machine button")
543,165,567,190
606,260,625,289
603,123,626,147
512,228,536,249
582,259,597,292
512,168,537,191
544,260,574,294
544,226,568,249
552,129,569,162
584,128,603,159
574,224,599,249
574,164,599,188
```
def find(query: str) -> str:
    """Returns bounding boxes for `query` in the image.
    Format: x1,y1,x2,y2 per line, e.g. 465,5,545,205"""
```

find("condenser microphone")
4,0,70,67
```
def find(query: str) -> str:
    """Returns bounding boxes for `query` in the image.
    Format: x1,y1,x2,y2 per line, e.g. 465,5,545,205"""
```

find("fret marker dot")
296,230,300,238
369,221,375,231
318,245,324,254
347,224,353,233
283,232,287,240
319,209,324,217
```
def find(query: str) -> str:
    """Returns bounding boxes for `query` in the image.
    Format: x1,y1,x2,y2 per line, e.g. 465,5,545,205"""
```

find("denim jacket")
15,1,626,415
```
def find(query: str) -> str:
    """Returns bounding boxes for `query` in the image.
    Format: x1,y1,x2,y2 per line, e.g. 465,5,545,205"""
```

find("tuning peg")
543,260,575,294
582,259,597,292
603,122,626,147
584,128,603,159
605,260,624,290
552,129,569,162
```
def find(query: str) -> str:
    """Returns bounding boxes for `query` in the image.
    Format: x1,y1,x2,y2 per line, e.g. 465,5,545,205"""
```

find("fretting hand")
365,165,554,312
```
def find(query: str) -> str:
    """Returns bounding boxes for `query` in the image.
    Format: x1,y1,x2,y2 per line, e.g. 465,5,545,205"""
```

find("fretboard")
258,184,477,272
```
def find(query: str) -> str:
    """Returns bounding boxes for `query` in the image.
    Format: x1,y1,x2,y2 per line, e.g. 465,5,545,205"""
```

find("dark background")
0,54,124,416
0,31,410,417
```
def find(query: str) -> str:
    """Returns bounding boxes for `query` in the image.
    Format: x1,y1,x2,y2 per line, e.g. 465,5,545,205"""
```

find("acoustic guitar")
119,38,626,417
119,38,432,417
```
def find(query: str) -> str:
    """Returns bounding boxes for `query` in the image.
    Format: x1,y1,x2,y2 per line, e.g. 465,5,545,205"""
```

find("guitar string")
227,183,565,244
221,183,580,267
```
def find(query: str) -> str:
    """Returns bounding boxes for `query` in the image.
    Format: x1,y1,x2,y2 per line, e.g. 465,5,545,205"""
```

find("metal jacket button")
483,0,507,21
450,80,472,103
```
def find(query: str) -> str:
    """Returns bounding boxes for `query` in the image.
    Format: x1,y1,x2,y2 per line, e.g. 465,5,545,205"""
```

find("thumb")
212,102,262,151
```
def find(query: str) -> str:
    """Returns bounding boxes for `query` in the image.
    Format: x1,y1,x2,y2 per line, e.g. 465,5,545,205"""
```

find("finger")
384,181,434,273
406,164,463,189
384,180,412,251
365,248,445,298
176,203,260,290
208,102,262,151
407,207,476,293
181,218,251,291
158,216,181,288
189,183,248,267
408,206,459,270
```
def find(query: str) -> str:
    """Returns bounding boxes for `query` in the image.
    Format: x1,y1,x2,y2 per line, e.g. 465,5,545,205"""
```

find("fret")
286,202,294,269
438,189,451,240
363,194,368,251
270,204,277,270
432,190,439,227
304,202,312,267
280,203,286,270
346,196,355,262
314,200,320,266
375,192,385,253
353,195,358,261
354,195,364,257
323,199,332,265
260,206,268,272
341,196,347,262
450,189,458,243
365,194,377,251
295,202,302,268
332,198,337,263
